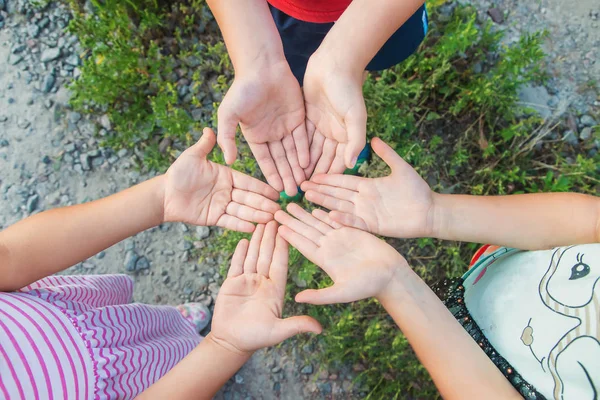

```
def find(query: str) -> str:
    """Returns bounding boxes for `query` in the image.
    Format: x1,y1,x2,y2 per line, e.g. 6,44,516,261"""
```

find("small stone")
317,382,332,395
38,17,50,29
329,374,338,380
191,108,204,122
99,114,111,130
117,148,128,158
9,54,23,65
124,250,138,272
300,365,314,375
487,7,504,24
12,44,27,54
158,137,171,154
69,112,82,124
97,251,106,259
42,74,56,93
580,115,597,127
273,382,281,392
82,262,95,270
162,275,171,284
27,98,34,106
65,143,76,153
41,48,61,62
293,275,307,288
28,24,40,38
18,119,30,129
44,99,54,109
26,194,39,213
179,241,192,251
135,256,150,271
0,139,8,147
0,116,7,123
161,270,169,276
580,127,593,141
196,226,210,239
272,366,282,373
562,130,578,146
197,276,209,290
80,153,91,170
64,54,80,66
208,282,220,296
42,155,51,164
234,374,244,384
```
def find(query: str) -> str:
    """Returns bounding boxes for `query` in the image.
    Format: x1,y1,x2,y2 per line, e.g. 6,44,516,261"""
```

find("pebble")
197,276,208,290
17,119,30,129
0,139,9,147
135,256,150,271
580,127,592,141
12,44,26,54
80,153,91,170
69,112,82,124
317,382,332,395
179,241,192,251
41,47,61,62
196,226,210,239
42,73,55,93
97,251,106,259
28,23,40,38
64,54,80,66
234,374,244,384
117,148,128,158
26,194,40,213
124,250,139,272
580,115,596,127
44,99,54,109
0,116,7,123
99,114,111,130
300,365,313,375
162,275,171,284
82,262,95,270
9,54,23,65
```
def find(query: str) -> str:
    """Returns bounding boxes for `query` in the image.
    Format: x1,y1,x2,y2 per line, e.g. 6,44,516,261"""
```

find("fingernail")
350,157,358,168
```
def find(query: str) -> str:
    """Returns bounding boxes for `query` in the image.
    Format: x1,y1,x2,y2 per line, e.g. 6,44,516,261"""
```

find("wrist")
152,175,167,224
233,44,287,78
376,256,411,304
429,192,449,240
204,332,254,361
307,48,365,82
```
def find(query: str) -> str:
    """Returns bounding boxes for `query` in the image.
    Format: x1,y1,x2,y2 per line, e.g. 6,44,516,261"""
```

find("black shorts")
269,4,428,85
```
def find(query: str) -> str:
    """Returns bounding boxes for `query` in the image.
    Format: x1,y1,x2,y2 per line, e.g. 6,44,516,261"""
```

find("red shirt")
267,0,352,23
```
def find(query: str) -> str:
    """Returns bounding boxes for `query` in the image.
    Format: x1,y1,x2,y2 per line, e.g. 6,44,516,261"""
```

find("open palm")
211,222,322,354
301,137,435,239
275,204,405,305
163,128,280,232
217,62,309,196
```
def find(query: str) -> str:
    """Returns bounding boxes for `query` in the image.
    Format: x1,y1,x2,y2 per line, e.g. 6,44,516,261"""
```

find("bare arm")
136,334,250,400
432,192,600,249
313,0,425,74
377,266,521,400
0,177,165,291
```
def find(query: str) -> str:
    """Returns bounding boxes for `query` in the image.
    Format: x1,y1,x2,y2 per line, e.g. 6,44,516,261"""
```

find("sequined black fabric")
441,278,546,400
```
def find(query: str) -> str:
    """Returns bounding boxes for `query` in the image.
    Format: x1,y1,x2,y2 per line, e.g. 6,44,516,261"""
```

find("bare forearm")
207,0,285,74
313,0,424,74
0,176,165,291
377,267,520,399
137,333,250,399
432,192,600,250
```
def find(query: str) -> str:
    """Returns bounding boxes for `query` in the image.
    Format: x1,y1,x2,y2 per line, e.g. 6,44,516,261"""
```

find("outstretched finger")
228,239,249,277
248,142,284,193
257,221,278,277
282,134,306,186
243,224,265,273
310,174,362,191
295,285,354,305
311,208,343,229
304,130,326,178
216,214,255,233
226,202,274,224
312,138,336,176
274,210,323,246
278,225,319,265
327,143,347,174
217,107,240,165
300,181,356,202
231,189,280,214
304,190,355,214
268,141,298,196
329,211,369,231
269,234,290,291
270,316,322,344
231,168,280,201
292,123,310,169
343,105,367,169
286,203,332,235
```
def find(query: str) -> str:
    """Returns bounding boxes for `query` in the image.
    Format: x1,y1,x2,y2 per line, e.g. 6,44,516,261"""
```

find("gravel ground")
0,0,597,399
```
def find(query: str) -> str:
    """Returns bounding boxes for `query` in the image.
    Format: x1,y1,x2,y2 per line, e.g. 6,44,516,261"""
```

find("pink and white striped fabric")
0,275,201,400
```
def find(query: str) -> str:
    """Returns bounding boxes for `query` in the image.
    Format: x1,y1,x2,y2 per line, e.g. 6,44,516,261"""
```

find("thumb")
295,285,352,305
217,106,239,165
344,106,367,169
271,316,323,343
371,137,406,173
189,127,217,159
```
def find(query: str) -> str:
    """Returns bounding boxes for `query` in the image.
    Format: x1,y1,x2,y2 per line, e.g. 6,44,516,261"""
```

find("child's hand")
300,137,436,239
217,61,309,196
211,221,322,354
275,204,407,304
163,128,280,232
302,54,367,176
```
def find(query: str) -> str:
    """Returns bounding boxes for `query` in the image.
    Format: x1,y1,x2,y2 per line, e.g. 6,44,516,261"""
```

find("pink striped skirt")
15,274,201,399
